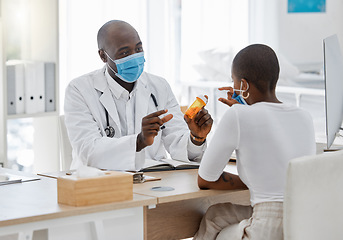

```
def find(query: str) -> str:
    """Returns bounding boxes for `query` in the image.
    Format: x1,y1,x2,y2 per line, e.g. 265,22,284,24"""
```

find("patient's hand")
218,86,239,107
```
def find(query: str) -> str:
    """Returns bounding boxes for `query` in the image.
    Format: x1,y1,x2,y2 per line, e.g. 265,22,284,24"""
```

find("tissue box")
57,171,133,206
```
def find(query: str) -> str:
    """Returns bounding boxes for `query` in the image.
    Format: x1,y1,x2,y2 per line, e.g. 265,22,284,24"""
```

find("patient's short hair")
232,44,280,93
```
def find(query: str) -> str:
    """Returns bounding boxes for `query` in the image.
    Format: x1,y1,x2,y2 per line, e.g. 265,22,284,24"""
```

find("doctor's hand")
218,86,238,107
184,108,213,146
136,109,173,152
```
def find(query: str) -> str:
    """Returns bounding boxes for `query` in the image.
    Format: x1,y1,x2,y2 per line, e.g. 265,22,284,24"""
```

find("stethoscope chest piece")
102,93,159,139
104,107,115,138
105,125,115,138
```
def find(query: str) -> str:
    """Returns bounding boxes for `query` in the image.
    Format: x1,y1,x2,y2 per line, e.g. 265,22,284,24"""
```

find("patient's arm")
197,172,247,190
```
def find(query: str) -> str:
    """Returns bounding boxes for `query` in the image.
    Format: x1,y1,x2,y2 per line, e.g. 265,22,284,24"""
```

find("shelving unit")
0,0,60,172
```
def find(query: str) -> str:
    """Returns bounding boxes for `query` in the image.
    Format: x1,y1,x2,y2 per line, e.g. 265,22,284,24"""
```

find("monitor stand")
324,133,343,152
316,133,343,153
324,145,343,152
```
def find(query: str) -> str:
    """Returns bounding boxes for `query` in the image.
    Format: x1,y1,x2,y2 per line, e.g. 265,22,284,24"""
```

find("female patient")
194,44,316,240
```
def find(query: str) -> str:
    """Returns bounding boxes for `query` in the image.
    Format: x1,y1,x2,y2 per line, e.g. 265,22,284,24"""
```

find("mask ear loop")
104,51,118,75
104,52,128,82
241,81,250,99
104,51,115,62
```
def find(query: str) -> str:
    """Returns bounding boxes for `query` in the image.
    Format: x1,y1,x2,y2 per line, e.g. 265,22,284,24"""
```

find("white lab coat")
64,66,205,170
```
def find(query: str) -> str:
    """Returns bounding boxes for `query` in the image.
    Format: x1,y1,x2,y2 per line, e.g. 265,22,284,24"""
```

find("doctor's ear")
98,49,107,63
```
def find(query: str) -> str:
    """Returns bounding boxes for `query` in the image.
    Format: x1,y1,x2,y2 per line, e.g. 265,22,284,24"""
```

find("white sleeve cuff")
187,136,207,162
135,149,145,170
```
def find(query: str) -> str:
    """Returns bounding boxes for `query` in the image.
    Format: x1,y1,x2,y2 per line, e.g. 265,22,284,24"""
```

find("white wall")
145,0,180,85
181,0,249,81
249,0,343,70
59,1,250,108
59,0,148,113
249,0,279,51
278,0,343,68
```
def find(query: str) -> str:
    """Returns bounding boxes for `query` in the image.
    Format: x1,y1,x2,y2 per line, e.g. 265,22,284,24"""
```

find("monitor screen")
323,34,343,149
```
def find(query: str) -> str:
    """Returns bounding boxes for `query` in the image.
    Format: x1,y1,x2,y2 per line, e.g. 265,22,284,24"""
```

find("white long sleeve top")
198,102,316,206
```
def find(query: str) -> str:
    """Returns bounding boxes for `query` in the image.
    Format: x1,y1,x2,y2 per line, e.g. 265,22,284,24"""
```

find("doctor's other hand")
184,108,213,146
136,109,173,152
218,86,238,107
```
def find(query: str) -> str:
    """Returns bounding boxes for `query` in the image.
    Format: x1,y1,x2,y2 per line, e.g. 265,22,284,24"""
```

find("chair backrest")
284,150,343,240
58,115,73,170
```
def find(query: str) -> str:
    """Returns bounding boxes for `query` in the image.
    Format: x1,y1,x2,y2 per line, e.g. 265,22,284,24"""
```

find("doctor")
64,20,213,171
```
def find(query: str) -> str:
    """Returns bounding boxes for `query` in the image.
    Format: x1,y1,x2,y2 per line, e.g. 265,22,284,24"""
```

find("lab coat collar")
96,66,121,134
105,69,125,99
104,68,138,100
95,66,151,135
93,66,108,93
134,72,151,134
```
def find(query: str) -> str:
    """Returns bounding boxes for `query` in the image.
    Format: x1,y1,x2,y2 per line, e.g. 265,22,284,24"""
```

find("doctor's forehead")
104,22,141,52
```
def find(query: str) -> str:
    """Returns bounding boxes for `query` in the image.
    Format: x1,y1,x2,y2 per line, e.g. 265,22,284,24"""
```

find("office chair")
284,150,343,240
217,150,343,239
58,115,73,170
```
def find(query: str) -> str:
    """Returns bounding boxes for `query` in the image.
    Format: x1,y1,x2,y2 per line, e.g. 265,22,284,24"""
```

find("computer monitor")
323,34,343,150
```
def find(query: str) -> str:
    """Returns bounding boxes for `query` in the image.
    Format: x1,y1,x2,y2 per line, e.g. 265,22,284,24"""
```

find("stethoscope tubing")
104,93,159,138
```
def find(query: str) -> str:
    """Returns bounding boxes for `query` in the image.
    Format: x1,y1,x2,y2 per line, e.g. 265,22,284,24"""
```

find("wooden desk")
134,169,250,240
0,169,249,240
0,176,156,240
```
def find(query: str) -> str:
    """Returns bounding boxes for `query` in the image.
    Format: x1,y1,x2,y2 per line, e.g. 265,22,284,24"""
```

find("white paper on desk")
0,173,22,185
0,168,40,184
24,61,45,114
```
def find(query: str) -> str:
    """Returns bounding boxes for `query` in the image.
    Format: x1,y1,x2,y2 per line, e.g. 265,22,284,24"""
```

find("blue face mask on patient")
232,92,247,105
232,81,249,105
105,52,145,83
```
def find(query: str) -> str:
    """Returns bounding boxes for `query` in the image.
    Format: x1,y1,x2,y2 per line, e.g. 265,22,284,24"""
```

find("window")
145,0,249,107
59,0,249,111
7,119,34,172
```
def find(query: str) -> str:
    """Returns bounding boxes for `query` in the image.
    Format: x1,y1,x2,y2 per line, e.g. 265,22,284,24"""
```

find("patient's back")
235,102,316,205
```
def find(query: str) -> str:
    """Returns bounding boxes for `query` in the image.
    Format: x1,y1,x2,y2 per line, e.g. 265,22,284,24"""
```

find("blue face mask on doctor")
232,81,249,105
105,51,145,83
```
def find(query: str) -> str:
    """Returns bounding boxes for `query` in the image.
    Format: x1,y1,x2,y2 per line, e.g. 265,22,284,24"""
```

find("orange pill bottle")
185,95,208,119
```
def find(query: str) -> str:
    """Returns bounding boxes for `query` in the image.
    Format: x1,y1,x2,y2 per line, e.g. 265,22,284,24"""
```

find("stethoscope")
104,93,159,138
104,110,115,138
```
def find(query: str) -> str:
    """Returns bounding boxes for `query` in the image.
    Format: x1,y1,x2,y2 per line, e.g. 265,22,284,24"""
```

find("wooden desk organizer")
57,171,133,206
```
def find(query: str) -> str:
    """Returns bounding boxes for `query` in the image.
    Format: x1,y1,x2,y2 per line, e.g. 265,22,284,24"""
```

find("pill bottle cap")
196,95,208,105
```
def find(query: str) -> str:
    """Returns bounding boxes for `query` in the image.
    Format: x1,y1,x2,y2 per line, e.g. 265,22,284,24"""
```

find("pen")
151,93,166,130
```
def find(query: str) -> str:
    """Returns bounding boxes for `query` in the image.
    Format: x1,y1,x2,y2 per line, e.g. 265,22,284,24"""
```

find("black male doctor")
64,20,213,171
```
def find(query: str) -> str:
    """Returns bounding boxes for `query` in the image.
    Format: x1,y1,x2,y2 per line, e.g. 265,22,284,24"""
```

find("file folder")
44,62,56,112
24,61,45,114
6,61,25,115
